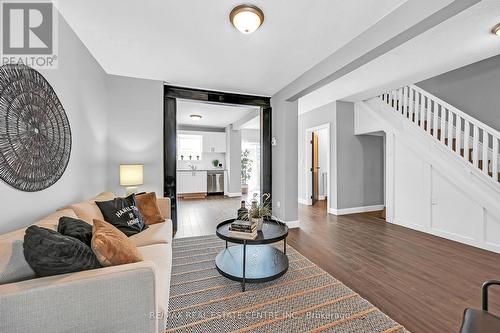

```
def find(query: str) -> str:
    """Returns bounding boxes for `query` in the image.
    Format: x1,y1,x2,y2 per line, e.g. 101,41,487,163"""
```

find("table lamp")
120,164,143,195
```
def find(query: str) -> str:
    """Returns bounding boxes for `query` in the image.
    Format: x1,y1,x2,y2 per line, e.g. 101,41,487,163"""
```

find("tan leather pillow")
91,219,143,267
135,192,165,225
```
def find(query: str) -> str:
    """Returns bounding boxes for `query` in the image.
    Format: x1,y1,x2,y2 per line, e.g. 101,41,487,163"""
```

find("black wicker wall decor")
0,64,72,192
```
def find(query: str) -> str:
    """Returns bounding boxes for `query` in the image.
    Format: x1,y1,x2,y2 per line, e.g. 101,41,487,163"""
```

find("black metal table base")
215,243,288,291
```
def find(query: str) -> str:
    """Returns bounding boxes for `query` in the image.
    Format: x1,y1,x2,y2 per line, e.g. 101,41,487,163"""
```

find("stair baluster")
483,132,489,174
447,112,454,151
433,100,439,139
440,106,447,144
464,121,470,159
377,84,500,185
455,115,462,154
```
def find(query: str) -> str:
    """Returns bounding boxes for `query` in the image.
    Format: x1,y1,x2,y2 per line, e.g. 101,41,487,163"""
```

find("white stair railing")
378,84,500,184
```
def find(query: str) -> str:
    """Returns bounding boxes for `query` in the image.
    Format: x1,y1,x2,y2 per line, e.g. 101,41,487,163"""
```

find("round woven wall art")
0,64,71,192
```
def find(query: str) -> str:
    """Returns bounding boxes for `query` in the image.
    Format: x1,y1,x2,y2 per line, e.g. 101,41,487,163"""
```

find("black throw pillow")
58,216,93,246
95,194,147,236
23,226,101,277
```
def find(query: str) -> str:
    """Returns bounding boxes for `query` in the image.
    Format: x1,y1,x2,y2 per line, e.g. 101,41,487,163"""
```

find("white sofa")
0,192,172,333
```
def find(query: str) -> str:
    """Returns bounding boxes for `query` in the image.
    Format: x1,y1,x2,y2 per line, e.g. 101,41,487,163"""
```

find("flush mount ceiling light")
230,4,264,34
190,114,202,121
492,23,500,36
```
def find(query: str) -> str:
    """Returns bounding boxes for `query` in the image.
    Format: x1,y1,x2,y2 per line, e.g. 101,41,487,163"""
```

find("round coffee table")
215,219,289,291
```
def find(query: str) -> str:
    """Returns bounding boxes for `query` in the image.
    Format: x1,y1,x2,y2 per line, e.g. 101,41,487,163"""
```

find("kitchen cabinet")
177,171,207,194
178,130,226,153
202,132,226,153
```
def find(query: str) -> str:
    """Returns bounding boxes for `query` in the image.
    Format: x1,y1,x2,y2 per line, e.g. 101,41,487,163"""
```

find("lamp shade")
119,164,143,186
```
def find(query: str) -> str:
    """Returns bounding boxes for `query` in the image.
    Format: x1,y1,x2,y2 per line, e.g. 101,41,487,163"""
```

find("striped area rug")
167,235,410,333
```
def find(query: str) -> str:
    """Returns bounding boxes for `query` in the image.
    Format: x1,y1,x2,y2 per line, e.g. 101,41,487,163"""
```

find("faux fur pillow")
91,219,143,267
135,192,165,225
58,217,93,246
23,226,101,277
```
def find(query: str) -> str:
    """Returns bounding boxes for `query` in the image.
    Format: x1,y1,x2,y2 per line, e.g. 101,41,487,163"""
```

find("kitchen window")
178,134,203,160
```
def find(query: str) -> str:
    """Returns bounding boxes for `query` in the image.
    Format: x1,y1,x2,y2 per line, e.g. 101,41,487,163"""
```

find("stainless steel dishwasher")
207,170,224,194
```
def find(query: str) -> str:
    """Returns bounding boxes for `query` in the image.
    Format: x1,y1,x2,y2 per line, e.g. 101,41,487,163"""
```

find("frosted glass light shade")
120,164,144,186
230,5,264,34
493,23,500,36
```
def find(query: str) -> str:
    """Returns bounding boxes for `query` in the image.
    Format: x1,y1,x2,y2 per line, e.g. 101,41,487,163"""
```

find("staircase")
378,85,500,185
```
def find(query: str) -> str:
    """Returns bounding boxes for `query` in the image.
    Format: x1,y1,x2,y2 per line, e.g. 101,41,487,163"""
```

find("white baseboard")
318,195,326,200
328,204,385,216
298,198,310,205
225,192,242,197
285,220,300,228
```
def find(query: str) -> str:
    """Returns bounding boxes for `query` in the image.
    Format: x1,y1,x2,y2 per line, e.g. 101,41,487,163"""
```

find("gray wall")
225,127,242,194
271,96,298,222
106,75,164,196
1,16,109,234
417,54,500,131
297,102,336,211
336,101,384,209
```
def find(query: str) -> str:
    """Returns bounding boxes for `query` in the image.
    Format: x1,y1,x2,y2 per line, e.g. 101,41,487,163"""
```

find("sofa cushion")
135,192,164,225
138,243,172,315
91,219,143,267
57,192,115,225
129,220,172,247
95,194,147,237
0,209,78,285
23,226,101,277
157,197,171,220
58,217,93,246
0,238,36,284
62,201,106,225
35,208,79,231
92,191,116,202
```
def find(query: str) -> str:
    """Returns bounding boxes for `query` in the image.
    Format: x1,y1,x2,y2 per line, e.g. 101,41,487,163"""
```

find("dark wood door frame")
311,132,319,205
163,85,272,232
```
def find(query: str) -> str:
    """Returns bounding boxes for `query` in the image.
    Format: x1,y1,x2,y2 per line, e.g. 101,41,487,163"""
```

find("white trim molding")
298,198,310,205
285,220,300,228
225,192,242,197
328,204,385,216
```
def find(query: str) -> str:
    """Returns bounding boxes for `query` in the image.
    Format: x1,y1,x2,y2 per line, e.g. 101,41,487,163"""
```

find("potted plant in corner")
241,149,253,194
248,193,272,231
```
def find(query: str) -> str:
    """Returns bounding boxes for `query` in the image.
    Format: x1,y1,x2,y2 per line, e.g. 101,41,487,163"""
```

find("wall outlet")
276,201,281,208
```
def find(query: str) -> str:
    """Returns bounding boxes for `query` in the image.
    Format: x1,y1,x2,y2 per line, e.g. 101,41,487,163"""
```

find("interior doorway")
163,86,272,233
305,123,330,210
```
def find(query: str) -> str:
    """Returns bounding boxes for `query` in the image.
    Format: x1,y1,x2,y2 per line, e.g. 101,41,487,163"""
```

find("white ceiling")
54,0,407,96
177,100,257,128
298,0,500,113
241,116,260,130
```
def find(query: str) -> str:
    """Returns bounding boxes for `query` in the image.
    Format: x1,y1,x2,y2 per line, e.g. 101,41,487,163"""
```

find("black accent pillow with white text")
95,194,147,236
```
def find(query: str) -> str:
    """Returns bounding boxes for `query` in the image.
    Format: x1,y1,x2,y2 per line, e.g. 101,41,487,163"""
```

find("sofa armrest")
0,262,160,333
157,197,171,220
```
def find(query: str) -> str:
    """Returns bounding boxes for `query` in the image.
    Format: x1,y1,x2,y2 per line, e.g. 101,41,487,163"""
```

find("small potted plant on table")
248,193,272,231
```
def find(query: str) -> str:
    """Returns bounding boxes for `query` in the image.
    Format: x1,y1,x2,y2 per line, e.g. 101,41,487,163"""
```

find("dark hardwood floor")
175,196,500,332
290,201,500,333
